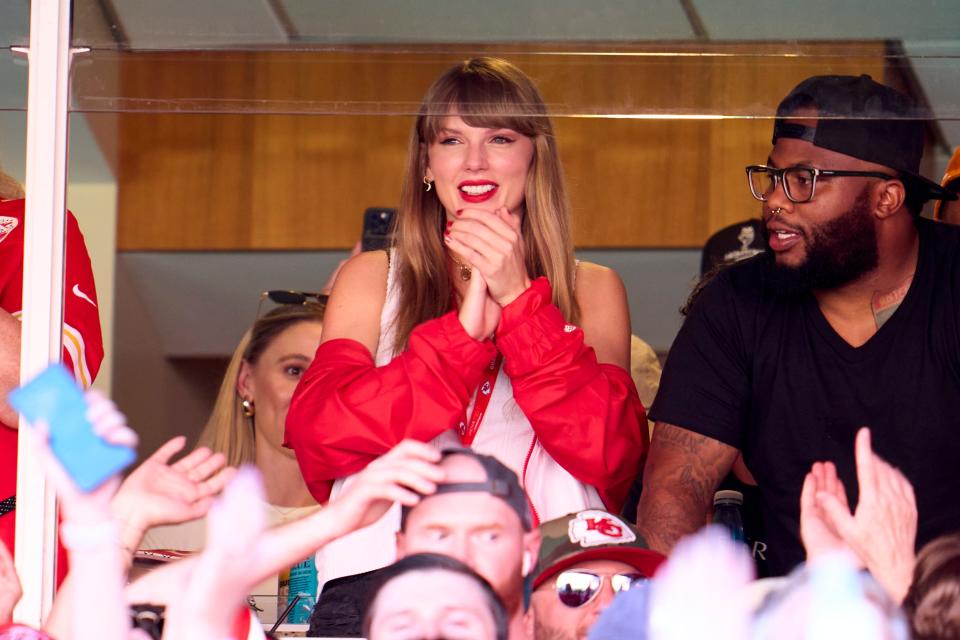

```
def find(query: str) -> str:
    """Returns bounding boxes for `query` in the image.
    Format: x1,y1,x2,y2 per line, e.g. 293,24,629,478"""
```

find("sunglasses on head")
554,569,647,608
255,290,328,319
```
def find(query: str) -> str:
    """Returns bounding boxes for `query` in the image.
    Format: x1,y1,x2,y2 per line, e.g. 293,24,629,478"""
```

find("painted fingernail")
455,209,463,216
446,220,453,228
443,233,452,242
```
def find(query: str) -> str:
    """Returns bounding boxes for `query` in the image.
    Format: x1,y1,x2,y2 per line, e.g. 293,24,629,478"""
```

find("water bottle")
712,490,746,543
280,557,318,624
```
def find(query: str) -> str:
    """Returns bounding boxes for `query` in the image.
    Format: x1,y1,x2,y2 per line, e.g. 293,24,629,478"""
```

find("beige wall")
111,258,228,458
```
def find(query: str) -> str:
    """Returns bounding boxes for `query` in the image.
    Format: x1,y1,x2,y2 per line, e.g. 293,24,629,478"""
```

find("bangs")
418,60,550,143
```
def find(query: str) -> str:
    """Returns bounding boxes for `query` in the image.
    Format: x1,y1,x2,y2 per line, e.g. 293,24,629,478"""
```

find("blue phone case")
9,365,136,492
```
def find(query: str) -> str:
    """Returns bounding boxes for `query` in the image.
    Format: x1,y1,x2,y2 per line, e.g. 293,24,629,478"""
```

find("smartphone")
9,364,135,492
361,207,396,251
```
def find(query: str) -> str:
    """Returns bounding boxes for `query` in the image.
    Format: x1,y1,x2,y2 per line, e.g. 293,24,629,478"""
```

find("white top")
315,250,602,588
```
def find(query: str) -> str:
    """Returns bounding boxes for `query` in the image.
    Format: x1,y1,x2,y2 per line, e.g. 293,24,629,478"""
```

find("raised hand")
26,389,137,524
162,466,266,640
128,441,445,620
456,267,501,341
31,390,135,640
445,207,531,306
324,439,445,538
815,427,917,602
800,460,854,561
111,436,235,552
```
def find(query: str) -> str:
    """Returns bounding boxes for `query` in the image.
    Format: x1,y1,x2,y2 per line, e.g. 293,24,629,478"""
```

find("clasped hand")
445,207,532,340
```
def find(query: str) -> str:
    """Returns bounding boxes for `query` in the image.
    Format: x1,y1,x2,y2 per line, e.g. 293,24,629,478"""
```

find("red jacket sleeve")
285,310,497,502
495,277,648,513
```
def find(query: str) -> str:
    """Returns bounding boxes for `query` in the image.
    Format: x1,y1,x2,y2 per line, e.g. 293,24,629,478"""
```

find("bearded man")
637,74,960,576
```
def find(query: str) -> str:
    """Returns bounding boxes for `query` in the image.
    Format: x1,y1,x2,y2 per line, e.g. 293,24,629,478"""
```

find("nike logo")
72,284,96,308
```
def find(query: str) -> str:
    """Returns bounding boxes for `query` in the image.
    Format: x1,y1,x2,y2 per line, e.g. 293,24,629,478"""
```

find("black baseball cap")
400,448,533,532
773,74,956,202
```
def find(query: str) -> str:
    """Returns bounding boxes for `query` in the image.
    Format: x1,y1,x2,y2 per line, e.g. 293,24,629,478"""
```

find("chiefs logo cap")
532,509,665,589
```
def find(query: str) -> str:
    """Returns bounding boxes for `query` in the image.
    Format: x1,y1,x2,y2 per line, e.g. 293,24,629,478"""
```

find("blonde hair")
0,165,24,200
392,57,578,353
197,302,325,467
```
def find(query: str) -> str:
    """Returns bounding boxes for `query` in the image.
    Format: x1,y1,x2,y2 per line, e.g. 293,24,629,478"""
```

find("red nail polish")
455,209,463,216
446,220,453,228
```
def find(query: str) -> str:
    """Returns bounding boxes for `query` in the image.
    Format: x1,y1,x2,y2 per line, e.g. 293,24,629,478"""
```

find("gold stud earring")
241,398,255,418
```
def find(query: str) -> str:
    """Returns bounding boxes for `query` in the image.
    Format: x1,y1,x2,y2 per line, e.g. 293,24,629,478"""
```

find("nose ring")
770,207,784,217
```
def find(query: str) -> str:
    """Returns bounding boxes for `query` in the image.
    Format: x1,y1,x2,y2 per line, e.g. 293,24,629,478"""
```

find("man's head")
529,510,665,640
364,553,508,640
396,449,540,617
750,74,956,294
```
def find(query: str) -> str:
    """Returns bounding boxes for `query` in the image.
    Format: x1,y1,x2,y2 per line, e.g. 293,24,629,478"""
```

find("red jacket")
284,277,647,512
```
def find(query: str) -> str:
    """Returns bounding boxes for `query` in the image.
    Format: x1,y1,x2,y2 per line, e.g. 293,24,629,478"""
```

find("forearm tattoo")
636,423,736,555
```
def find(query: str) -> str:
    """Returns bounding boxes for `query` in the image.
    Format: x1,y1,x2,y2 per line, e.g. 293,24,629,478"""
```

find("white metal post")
14,0,73,626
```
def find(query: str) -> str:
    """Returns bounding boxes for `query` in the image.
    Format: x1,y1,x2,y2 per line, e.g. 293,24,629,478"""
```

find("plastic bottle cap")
713,490,744,506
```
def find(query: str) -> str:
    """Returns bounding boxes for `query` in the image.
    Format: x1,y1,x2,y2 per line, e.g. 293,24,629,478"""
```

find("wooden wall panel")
90,43,893,250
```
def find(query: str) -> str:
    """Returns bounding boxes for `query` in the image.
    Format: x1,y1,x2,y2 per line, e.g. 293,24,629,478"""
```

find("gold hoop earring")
241,398,255,418
423,176,433,192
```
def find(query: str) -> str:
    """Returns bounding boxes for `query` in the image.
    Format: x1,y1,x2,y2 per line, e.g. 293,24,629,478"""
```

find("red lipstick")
458,180,498,204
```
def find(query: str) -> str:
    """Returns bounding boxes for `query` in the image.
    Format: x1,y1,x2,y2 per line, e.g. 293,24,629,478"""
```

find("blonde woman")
143,301,325,554
286,57,647,584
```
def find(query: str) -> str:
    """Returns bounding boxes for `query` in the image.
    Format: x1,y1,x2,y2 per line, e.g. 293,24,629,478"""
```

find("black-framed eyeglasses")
746,165,896,204
553,570,647,608
255,290,328,319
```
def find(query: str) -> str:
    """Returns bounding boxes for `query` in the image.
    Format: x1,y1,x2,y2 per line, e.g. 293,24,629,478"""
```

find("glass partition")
0,28,28,159
0,0,29,49
60,0,960,446
4,0,950,628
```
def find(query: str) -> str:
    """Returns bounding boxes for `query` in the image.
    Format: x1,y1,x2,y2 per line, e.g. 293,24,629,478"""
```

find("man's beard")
761,189,879,296
495,573,524,620
532,613,578,640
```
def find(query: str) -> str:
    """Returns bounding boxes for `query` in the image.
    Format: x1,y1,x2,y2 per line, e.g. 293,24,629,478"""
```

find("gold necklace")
451,254,472,281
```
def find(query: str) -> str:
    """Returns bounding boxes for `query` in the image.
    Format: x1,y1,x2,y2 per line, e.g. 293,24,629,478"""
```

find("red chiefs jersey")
0,198,104,583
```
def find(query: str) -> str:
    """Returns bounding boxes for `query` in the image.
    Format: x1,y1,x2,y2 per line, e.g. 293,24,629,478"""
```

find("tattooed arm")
636,422,739,555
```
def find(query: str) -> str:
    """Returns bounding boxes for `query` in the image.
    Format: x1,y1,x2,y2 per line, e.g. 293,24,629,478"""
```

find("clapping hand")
800,459,854,561
800,427,917,603
456,268,501,341
445,207,531,307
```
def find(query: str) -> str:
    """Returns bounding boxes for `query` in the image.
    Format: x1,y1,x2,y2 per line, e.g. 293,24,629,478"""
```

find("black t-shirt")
650,217,960,575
